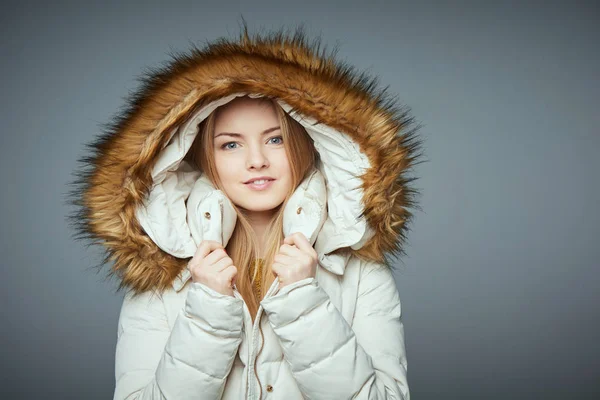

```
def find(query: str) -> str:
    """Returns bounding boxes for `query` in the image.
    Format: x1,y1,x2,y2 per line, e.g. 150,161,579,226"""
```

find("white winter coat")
115,249,408,399
115,93,410,399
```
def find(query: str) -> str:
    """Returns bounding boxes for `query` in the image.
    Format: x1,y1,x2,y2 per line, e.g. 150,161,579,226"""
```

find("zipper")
239,276,280,399
227,211,282,399
254,327,263,400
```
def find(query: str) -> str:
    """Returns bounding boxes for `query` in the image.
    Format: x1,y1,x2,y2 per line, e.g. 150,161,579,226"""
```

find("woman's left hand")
272,232,318,289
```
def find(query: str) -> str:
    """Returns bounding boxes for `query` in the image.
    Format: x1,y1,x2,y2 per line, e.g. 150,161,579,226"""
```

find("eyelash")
220,136,284,150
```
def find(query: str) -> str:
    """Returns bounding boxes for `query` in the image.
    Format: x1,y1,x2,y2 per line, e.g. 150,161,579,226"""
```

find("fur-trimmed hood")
68,25,423,294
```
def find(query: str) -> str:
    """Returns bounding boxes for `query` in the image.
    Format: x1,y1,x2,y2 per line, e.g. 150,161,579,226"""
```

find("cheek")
275,152,292,175
274,153,293,191
214,154,240,186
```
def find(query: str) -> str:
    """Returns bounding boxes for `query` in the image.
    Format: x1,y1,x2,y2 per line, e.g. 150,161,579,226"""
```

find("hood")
68,25,423,294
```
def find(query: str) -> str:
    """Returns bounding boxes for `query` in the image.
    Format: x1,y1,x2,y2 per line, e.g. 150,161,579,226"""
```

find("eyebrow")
214,126,281,139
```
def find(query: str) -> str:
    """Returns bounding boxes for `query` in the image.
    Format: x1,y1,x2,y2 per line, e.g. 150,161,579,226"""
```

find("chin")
237,199,285,213
227,184,290,213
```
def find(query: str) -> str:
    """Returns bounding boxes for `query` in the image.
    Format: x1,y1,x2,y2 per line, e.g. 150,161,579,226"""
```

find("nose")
246,145,269,170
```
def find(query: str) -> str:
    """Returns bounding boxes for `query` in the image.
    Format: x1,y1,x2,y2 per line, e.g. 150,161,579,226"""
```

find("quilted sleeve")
113,282,244,400
260,261,409,399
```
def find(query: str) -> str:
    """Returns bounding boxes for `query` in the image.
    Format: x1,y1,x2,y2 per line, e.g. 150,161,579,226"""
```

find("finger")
278,243,303,257
195,240,223,259
283,235,296,247
274,253,296,267
220,265,237,284
271,262,283,277
284,233,313,255
204,248,229,266
212,255,234,272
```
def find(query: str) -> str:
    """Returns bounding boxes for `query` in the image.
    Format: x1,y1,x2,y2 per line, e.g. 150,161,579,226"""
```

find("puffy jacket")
70,24,422,400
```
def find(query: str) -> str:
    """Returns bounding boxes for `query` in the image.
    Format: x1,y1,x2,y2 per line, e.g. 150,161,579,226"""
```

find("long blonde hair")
186,95,317,321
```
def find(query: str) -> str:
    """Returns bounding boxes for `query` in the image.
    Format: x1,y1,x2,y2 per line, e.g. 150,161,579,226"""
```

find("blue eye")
269,136,283,145
221,142,238,150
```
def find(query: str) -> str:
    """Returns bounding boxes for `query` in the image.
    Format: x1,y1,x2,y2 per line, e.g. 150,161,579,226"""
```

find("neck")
244,209,275,258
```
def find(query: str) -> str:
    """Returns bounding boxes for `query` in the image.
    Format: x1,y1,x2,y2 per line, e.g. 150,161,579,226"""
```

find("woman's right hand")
188,240,237,297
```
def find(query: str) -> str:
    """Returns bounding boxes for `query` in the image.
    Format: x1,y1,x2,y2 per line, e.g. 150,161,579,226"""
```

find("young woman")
184,95,320,320
71,26,422,400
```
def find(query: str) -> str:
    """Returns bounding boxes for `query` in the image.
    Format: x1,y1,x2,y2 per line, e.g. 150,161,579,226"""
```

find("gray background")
1,1,598,399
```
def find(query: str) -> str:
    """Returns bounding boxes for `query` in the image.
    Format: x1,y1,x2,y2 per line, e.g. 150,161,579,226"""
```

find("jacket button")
204,212,211,219
266,384,273,392
296,207,302,214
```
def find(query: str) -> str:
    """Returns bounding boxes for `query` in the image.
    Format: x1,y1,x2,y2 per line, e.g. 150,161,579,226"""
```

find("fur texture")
67,22,424,294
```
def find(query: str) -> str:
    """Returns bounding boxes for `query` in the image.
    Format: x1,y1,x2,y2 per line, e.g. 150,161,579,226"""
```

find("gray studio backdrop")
1,1,598,399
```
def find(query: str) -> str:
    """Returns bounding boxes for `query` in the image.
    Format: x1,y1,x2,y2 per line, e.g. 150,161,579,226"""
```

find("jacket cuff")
260,277,327,327
185,282,244,332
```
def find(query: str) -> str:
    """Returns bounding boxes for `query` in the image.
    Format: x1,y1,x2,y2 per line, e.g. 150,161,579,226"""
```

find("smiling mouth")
244,179,275,190
245,179,274,185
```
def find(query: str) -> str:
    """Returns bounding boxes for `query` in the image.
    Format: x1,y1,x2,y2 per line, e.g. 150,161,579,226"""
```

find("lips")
244,178,275,191
244,177,275,184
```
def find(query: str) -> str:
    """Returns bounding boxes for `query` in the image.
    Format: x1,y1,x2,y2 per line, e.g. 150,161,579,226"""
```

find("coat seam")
163,347,225,381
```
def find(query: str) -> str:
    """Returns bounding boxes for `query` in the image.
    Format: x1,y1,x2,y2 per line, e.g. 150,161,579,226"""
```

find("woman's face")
213,97,293,215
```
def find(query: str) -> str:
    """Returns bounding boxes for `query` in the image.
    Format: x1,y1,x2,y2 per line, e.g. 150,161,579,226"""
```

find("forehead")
213,98,278,135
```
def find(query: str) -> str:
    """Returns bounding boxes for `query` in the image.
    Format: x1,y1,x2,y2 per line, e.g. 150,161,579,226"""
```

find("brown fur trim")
67,21,424,294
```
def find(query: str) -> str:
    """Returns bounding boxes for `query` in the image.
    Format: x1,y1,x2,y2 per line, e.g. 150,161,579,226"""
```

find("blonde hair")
186,96,317,321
